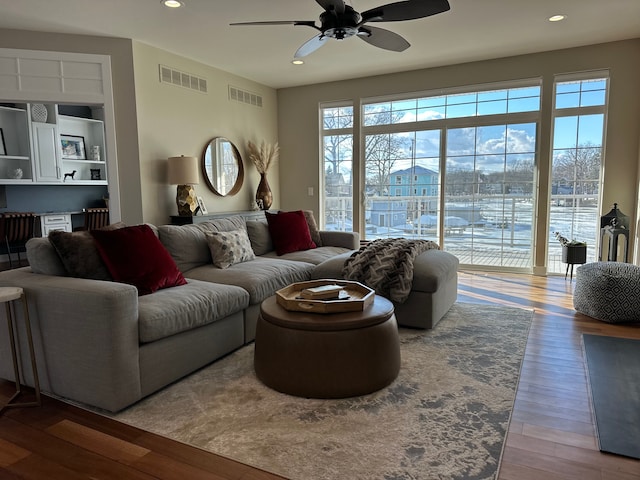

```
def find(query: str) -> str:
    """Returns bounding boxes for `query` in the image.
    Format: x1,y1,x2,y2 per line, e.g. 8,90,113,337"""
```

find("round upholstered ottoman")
573,262,640,323
254,295,400,398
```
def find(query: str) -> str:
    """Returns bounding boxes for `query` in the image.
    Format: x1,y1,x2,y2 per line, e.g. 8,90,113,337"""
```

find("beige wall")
277,39,640,269
131,42,278,226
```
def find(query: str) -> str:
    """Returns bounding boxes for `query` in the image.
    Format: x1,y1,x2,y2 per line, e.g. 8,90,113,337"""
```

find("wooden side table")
1,287,41,413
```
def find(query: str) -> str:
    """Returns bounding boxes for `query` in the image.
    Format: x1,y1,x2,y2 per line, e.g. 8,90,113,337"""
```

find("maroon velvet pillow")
90,224,187,295
266,210,317,255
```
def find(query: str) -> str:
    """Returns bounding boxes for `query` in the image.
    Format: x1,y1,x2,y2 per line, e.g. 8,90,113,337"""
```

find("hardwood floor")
1,271,639,479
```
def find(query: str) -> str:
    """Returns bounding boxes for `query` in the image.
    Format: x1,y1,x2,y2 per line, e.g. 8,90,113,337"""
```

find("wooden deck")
447,247,568,272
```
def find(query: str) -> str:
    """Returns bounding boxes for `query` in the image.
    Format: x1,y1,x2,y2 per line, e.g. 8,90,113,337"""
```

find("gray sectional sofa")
0,213,458,412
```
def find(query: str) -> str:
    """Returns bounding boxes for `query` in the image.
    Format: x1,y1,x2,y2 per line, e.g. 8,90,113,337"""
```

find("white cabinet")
40,214,72,236
0,104,33,182
32,122,61,182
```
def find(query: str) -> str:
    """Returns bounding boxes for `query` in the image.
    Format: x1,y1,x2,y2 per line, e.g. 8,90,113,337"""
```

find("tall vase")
256,172,273,210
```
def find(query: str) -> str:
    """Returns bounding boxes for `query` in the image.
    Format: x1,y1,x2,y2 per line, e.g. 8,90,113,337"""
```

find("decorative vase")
8,167,23,179
256,172,273,210
31,103,48,123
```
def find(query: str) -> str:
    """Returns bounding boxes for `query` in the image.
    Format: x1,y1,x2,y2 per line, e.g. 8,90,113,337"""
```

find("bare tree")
363,111,411,194
553,143,601,194
364,134,407,194
322,107,410,196
322,107,353,180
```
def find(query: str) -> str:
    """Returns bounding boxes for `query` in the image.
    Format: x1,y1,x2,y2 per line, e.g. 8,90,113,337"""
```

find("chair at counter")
75,208,110,231
0,212,37,269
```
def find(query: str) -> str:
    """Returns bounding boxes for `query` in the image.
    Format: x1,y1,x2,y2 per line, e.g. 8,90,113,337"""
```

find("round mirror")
202,137,244,196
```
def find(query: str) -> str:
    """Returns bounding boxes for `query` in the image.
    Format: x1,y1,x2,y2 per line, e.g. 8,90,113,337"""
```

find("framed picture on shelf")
0,128,6,155
60,134,86,160
197,196,208,215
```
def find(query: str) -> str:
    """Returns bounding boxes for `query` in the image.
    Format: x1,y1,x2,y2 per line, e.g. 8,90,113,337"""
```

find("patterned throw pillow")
206,229,256,269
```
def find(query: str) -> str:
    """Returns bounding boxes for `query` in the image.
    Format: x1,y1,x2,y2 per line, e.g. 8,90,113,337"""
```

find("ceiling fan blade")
316,0,345,14
230,20,317,28
294,34,329,58
357,26,410,52
361,0,450,23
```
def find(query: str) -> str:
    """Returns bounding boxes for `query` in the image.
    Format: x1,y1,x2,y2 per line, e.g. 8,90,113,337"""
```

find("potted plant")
554,232,587,264
248,140,279,210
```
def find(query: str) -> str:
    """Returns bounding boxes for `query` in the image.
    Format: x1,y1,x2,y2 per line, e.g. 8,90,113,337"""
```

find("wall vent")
159,64,207,93
229,85,263,107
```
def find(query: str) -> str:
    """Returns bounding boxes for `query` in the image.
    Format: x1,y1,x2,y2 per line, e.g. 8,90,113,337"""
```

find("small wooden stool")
1,287,41,413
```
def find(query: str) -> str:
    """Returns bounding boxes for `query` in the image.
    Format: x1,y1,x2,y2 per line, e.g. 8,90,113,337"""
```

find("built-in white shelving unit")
0,103,107,185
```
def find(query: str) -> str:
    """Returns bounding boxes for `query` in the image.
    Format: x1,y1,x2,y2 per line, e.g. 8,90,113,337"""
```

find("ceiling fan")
230,0,450,58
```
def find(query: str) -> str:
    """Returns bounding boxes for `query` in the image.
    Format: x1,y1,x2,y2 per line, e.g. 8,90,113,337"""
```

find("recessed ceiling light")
548,14,567,22
292,60,304,65
162,0,184,8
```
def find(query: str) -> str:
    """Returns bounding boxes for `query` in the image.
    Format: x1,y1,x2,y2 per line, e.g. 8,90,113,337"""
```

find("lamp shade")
168,155,199,185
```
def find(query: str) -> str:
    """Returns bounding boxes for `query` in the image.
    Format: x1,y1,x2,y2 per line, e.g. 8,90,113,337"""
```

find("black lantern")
600,203,629,229
599,203,630,262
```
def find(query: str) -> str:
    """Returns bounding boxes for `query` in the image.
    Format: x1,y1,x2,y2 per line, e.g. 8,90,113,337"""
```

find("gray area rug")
111,303,533,480
582,334,640,459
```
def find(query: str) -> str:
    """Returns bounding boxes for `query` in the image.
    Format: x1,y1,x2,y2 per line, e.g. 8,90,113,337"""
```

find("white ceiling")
1,0,639,89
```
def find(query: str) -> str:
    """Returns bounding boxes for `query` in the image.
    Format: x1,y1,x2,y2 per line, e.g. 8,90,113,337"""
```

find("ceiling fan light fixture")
548,14,566,22
292,60,304,65
162,0,184,8
231,0,450,58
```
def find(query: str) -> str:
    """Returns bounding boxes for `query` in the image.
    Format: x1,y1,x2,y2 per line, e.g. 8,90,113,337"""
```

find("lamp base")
176,184,197,216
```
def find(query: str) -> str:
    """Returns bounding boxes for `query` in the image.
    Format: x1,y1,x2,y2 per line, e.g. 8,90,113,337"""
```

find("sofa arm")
0,267,141,412
319,230,360,250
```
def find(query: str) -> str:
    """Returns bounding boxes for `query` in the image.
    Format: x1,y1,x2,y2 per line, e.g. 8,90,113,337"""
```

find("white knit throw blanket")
342,238,440,303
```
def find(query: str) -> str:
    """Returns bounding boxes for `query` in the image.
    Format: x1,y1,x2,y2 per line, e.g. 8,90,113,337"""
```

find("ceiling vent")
229,85,263,107
159,65,207,93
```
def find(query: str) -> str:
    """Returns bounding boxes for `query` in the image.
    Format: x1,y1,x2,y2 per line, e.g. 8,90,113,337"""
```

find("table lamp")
168,155,199,216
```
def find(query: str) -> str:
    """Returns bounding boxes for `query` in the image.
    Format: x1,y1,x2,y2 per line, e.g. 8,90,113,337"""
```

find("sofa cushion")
158,216,247,272
310,249,459,294
246,220,273,256
26,237,66,276
185,257,314,304
411,250,459,293
266,210,316,255
91,224,187,295
206,229,255,269
261,246,352,265
310,251,355,280
137,279,250,343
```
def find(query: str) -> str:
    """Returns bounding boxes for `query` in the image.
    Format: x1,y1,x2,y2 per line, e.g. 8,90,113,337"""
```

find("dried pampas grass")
248,141,279,174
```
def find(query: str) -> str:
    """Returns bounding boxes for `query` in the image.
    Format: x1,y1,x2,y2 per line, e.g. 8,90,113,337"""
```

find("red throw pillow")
91,224,187,295
266,210,317,255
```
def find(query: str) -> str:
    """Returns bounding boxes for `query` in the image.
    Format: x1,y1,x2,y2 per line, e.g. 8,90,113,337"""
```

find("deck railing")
324,192,600,274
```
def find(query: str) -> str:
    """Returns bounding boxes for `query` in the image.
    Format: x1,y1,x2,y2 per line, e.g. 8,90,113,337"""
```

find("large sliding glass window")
445,122,536,267
355,83,540,270
548,75,608,273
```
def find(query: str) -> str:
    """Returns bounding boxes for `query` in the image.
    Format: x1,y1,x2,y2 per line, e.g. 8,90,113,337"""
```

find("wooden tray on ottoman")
276,279,375,314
